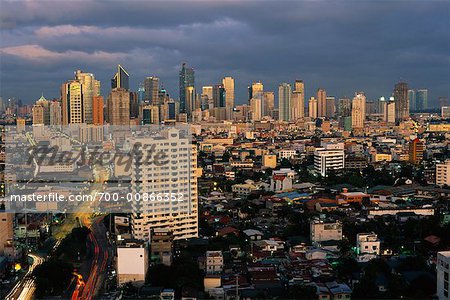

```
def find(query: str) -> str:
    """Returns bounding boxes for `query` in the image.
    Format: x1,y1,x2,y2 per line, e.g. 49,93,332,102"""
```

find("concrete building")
442,106,450,118
206,251,223,274
144,76,160,105
222,76,235,119
291,80,305,120
107,88,130,125
0,211,14,255
262,154,277,169
437,251,450,299
356,233,381,255
92,95,103,125
409,138,424,165
262,91,275,118
117,241,148,287
308,96,318,119
394,81,409,121
317,88,327,118
150,228,173,266
278,83,292,122
351,92,366,130
75,70,100,124
310,220,343,244
131,128,198,240
314,148,345,177
436,160,450,187
326,96,336,118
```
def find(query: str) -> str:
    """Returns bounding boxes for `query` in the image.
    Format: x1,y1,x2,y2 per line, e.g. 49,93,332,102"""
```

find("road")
4,253,45,300
71,214,112,300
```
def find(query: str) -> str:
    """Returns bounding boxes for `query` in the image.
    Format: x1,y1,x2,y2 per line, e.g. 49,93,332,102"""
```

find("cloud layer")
1,1,449,106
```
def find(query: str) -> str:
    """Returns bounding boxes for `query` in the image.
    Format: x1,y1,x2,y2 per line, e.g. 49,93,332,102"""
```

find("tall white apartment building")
437,251,450,299
436,160,450,187
131,128,198,240
314,148,345,177
351,92,366,129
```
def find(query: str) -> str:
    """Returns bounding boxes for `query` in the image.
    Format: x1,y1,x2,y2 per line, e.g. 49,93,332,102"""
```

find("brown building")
394,81,409,121
92,95,104,125
317,88,327,118
150,228,173,266
409,138,424,165
0,211,14,255
107,88,130,125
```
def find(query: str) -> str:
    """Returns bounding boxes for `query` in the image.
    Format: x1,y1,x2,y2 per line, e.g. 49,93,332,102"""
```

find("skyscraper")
107,88,130,125
179,63,195,113
250,97,262,121
291,80,305,120
338,98,352,117
212,84,226,108
393,81,409,121
248,82,263,103
61,80,83,124
384,96,396,124
262,91,275,117
326,96,336,118
111,65,129,91
75,70,100,124
416,89,428,111
92,95,104,125
308,97,318,119
351,92,366,130
317,88,327,118
408,89,416,112
185,86,196,118
32,95,50,125
49,100,62,126
131,129,198,240
144,76,160,105
278,83,292,122
222,76,234,119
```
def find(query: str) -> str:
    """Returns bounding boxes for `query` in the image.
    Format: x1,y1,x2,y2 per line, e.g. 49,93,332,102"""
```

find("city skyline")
0,1,449,106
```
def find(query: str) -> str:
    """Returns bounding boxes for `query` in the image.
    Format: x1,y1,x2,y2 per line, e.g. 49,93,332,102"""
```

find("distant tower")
317,88,327,118
278,83,292,122
416,89,428,111
179,63,195,114
107,88,130,125
351,92,366,130
111,65,129,91
75,70,100,124
308,97,318,119
393,81,409,121
291,80,305,120
144,76,160,105
222,76,235,119
248,82,263,103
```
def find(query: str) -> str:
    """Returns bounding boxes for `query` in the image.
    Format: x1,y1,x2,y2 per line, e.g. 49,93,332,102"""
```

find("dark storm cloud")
0,0,449,106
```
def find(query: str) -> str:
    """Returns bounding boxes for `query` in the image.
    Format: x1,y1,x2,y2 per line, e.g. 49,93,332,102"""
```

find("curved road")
4,253,45,300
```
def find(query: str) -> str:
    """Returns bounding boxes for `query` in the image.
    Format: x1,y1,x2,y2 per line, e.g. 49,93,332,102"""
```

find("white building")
310,220,343,244
270,168,295,192
314,148,345,177
131,128,198,240
117,242,148,287
278,149,297,160
437,251,450,300
436,160,450,187
206,251,223,274
356,233,381,259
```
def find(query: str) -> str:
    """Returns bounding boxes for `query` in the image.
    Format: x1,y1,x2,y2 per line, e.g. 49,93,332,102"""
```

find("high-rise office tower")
248,82,263,103
111,65,130,91
393,81,409,121
137,84,145,103
92,95,104,125
262,91,275,117
384,96,396,124
129,92,139,119
408,89,416,112
308,97,318,119
317,88,327,117
202,86,213,110
351,92,366,129
32,95,50,125
291,80,305,120
144,76,160,105
75,70,100,124
213,84,226,108
61,80,83,124
278,83,292,122
185,86,196,118
326,96,336,118
179,63,195,113
131,128,198,240
416,89,428,111
107,88,130,125
338,98,352,117
49,100,62,126
222,76,234,119
250,97,262,121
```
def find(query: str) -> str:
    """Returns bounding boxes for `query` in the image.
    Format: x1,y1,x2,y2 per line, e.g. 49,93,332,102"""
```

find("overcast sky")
0,0,449,106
